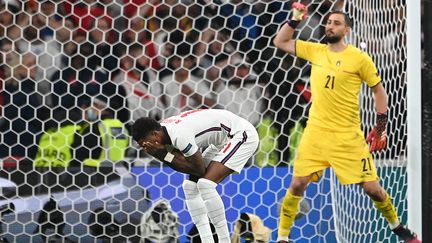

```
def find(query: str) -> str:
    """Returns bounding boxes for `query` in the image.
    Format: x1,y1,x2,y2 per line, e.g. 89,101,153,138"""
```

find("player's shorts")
202,124,259,173
293,126,379,185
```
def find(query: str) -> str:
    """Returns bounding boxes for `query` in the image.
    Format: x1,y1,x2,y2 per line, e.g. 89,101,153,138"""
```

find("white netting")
332,1,408,242
0,0,409,242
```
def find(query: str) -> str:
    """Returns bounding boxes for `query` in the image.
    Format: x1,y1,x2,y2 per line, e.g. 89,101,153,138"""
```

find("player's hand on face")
291,2,308,21
141,140,165,155
366,128,387,152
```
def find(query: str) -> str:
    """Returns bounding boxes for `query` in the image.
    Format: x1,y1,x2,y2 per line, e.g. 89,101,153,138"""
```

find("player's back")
161,109,253,149
162,109,250,135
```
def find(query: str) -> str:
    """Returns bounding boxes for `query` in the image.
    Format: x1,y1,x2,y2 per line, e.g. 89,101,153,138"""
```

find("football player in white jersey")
132,109,259,243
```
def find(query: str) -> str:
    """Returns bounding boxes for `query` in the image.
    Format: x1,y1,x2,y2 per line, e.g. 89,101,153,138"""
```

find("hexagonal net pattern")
332,1,409,243
0,0,409,242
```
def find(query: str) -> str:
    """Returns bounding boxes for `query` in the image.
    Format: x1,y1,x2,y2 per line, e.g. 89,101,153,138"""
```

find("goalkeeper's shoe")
277,234,293,243
392,224,421,243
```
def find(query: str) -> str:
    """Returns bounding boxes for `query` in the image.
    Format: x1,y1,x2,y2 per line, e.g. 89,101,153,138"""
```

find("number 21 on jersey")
325,75,335,89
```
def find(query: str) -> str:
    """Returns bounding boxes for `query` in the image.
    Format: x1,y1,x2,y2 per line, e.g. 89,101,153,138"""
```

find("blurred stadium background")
0,0,429,242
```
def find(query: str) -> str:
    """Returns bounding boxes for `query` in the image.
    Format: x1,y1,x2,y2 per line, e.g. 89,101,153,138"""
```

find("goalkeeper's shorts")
293,126,379,185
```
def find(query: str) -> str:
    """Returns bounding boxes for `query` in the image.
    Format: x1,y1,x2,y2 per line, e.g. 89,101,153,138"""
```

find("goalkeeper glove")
367,112,388,152
287,2,308,28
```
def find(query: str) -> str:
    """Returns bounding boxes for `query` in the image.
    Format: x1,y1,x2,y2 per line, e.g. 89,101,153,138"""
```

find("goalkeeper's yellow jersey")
296,40,381,132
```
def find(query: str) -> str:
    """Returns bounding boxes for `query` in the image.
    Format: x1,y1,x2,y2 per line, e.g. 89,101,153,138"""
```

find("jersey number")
325,75,335,89
362,158,372,172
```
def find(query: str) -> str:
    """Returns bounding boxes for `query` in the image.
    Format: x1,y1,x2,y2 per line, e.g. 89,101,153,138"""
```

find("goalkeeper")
273,3,420,243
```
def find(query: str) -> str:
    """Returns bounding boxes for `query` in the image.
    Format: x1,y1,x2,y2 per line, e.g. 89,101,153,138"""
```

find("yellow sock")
372,192,400,229
278,189,302,240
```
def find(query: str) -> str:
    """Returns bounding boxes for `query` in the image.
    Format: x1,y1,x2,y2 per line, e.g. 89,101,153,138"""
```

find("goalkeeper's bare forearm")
367,82,389,152
371,82,388,114
273,23,297,55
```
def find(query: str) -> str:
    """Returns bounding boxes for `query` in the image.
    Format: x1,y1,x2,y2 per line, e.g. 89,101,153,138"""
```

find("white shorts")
202,127,259,173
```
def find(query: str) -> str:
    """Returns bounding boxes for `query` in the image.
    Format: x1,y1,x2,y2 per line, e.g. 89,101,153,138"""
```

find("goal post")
406,0,422,239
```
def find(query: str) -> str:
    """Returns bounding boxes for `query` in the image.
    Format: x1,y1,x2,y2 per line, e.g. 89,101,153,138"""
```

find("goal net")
0,0,409,242
332,1,408,242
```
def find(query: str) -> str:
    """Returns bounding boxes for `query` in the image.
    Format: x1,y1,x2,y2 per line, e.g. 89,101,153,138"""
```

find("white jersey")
161,109,254,156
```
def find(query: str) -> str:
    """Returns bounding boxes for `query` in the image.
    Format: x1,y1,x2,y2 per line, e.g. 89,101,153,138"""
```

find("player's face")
325,13,350,44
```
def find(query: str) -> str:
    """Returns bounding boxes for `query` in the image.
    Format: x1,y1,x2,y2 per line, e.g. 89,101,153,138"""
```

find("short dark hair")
329,11,353,28
132,117,162,142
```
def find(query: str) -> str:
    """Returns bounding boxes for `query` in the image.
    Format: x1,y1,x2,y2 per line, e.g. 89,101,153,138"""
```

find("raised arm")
273,23,297,55
273,2,308,55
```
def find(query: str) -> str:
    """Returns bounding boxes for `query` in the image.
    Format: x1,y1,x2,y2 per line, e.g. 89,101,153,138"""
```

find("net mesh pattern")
0,0,408,242
333,1,408,242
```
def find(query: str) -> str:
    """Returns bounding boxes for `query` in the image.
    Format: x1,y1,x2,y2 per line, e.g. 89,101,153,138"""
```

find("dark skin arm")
142,141,206,177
